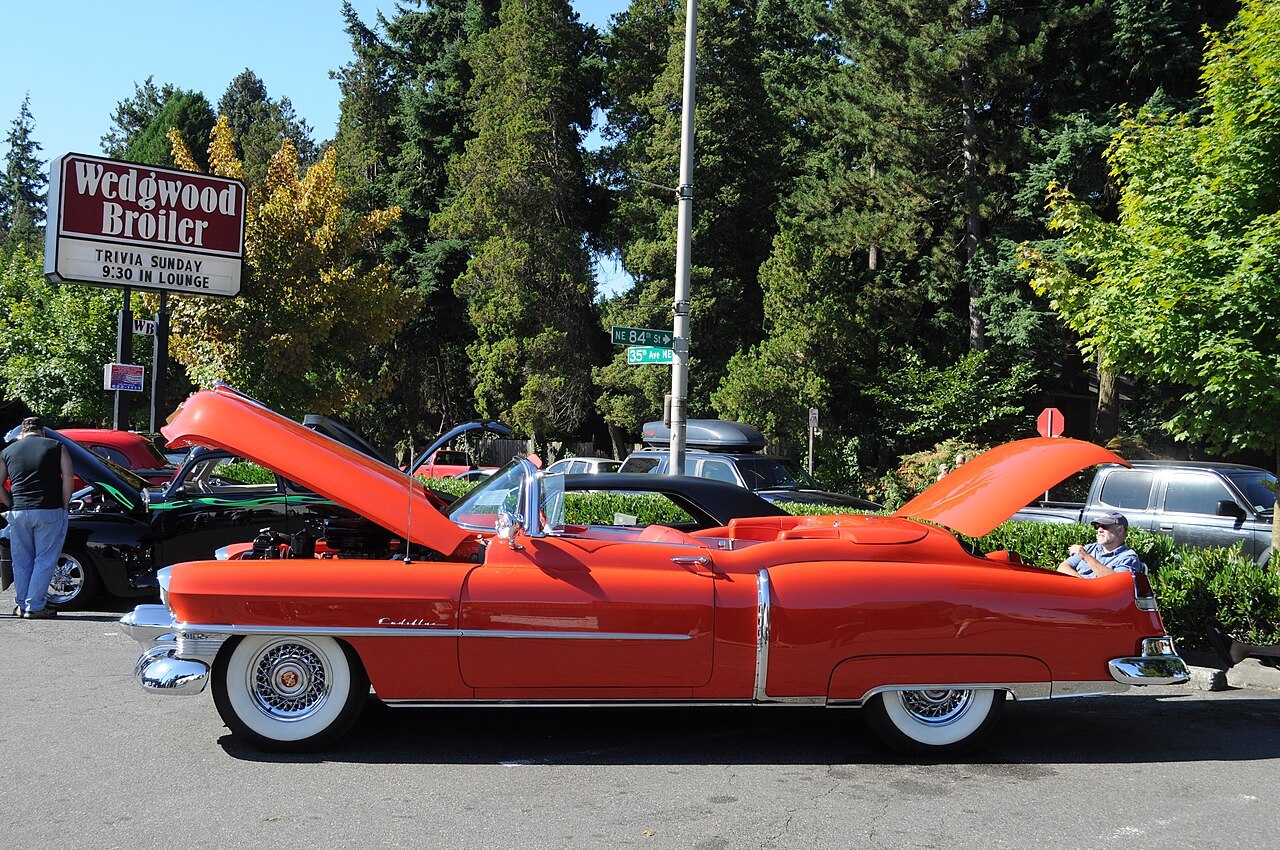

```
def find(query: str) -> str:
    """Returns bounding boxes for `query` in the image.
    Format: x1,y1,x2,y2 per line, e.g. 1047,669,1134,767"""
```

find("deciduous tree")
1031,0,1280,547
164,118,410,416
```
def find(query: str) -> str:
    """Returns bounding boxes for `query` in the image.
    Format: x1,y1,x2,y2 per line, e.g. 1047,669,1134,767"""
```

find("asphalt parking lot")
4,594,1280,849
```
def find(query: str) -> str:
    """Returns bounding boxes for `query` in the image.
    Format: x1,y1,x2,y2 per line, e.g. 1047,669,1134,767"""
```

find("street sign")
132,316,155,335
104,363,145,392
1037,407,1065,438
808,407,819,429
627,346,675,365
612,326,674,348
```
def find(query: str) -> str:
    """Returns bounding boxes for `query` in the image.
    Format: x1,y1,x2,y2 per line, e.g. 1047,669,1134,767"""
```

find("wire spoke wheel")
213,635,368,752
866,687,1005,755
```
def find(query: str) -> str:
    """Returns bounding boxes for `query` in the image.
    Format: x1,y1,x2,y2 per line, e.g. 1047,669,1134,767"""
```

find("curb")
1182,649,1280,693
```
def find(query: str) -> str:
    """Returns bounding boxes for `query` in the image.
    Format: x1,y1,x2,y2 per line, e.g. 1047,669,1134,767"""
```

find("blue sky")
2,0,634,292
2,0,629,162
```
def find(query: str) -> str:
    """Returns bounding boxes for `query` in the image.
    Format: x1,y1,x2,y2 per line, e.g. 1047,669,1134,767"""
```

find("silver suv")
619,420,880,511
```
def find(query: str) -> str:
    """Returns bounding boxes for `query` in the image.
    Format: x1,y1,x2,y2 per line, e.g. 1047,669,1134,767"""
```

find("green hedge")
218,461,275,485
973,521,1277,651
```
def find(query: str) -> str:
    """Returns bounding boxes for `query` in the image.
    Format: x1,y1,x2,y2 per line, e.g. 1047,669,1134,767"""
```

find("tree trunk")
1095,365,1121,446
961,60,985,353
868,160,879,271
608,423,630,461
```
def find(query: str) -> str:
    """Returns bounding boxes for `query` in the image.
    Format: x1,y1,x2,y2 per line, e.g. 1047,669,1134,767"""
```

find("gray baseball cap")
1091,511,1128,528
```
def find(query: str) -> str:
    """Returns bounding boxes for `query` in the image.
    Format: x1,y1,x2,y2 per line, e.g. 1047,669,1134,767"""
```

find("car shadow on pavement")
219,690,1280,766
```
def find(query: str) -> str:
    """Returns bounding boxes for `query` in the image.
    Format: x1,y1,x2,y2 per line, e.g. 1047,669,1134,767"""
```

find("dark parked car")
1,417,425,611
619,419,881,511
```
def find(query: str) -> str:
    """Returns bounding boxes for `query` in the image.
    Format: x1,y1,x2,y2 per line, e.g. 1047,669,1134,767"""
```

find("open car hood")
893,437,1126,537
162,387,469,553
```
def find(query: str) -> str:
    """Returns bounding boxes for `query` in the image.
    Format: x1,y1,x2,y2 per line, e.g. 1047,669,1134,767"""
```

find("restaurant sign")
44,153,246,297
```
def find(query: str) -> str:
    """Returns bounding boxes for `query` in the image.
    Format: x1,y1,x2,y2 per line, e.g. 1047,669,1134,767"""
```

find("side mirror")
1216,499,1246,521
495,510,524,550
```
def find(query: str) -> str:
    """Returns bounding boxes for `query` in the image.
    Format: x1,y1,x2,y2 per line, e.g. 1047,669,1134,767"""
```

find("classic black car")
0,430,353,610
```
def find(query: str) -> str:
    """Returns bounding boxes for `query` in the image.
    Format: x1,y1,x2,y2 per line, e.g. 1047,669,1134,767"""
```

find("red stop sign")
1037,407,1065,438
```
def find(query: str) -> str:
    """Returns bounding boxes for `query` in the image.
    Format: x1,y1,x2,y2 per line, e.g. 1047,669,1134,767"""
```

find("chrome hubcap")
46,555,84,604
898,689,973,726
247,641,331,720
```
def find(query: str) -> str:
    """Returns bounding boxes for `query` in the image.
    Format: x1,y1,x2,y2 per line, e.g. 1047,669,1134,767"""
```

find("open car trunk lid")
893,437,1126,538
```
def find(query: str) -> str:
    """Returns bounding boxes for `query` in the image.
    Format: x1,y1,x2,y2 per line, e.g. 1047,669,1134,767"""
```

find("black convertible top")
560,471,788,528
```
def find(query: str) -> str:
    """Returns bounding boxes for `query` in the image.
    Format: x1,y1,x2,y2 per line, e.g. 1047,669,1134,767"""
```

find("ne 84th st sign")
44,153,246,297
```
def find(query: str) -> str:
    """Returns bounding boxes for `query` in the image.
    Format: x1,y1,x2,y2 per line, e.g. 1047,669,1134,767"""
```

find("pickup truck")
1011,460,1276,565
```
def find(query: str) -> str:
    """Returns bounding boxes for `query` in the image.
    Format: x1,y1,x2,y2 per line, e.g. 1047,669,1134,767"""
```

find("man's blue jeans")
8,508,69,613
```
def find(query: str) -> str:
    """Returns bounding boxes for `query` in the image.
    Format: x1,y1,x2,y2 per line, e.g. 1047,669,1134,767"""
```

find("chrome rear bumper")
1109,636,1190,686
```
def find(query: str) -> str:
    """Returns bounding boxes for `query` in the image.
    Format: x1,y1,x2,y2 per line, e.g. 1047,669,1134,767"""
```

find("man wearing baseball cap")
1057,510,1145,578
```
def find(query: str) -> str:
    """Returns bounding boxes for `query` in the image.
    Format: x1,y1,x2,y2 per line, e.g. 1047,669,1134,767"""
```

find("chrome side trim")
754,569,771,701
385,699,759,708
459,630,690,641
832,682,1051,706
1050,680,1130,698
128,617,691,643
750,571,824,705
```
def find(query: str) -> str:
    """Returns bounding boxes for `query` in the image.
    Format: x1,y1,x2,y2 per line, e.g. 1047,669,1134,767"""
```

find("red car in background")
59,429,177,486
406,420,513,478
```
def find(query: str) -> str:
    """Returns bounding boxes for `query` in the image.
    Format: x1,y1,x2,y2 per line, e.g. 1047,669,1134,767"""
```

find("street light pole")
669,0,697,476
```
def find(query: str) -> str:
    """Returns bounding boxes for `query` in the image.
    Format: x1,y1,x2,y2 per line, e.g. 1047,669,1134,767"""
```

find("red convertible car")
121,387,1188,754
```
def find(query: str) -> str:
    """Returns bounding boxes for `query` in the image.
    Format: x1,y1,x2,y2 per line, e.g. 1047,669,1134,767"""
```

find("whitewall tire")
865,688,1005,755
212,635,369,752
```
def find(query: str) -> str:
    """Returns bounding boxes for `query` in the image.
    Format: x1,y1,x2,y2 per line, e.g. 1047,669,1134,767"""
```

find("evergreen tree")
102,77,179,159
1,95,46,253
124,90,216,170
594,0,829,436
218,69,318,184
432,0,602,445
330,0,499,450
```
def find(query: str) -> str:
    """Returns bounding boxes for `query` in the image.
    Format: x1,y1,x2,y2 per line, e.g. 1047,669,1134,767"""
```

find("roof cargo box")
640,419,767,452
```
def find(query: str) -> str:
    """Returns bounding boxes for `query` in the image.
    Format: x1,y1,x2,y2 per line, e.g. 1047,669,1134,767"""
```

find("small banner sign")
104,363,145,392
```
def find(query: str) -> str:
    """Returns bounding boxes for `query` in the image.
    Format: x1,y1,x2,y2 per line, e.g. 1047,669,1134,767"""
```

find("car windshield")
1223,471,1276,513
735,456,820,490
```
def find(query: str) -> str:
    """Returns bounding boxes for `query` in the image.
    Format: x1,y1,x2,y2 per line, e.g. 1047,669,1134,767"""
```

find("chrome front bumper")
1109,636,1190,686
120,604,227,697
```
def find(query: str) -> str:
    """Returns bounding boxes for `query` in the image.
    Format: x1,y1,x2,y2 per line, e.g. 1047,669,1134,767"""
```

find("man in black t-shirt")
0,416,73,618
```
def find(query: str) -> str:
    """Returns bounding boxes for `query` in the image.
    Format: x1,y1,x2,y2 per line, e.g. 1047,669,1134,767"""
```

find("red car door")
458,536,716,691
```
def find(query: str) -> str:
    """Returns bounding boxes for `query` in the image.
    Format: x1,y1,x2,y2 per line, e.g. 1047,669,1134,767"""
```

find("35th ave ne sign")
44,153,246,297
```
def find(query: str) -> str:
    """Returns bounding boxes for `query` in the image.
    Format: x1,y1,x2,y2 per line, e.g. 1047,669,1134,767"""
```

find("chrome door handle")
670,555,711,566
